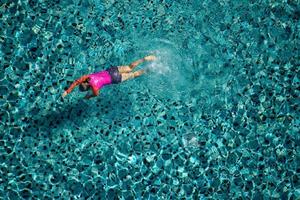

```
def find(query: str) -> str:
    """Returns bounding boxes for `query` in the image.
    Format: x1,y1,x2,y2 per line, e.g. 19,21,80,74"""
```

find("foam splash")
135,39,192,100
145,53,171,75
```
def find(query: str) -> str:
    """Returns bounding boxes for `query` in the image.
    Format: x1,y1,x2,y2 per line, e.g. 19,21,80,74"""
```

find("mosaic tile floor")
1,0,299,199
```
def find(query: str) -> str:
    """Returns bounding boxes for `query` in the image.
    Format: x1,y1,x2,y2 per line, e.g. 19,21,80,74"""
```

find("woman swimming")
62,55,156,99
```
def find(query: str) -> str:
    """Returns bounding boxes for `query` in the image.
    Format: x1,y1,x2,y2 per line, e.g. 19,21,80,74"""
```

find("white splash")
135,38,191,100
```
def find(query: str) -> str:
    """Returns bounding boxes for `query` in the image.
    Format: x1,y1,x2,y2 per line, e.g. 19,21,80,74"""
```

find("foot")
144,55,157,61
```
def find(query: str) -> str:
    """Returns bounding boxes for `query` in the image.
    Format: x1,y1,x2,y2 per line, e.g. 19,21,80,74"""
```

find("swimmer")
62,55,156,99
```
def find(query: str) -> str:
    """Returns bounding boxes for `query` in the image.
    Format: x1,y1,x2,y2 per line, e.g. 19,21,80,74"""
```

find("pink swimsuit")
65,67,121,96
88,71,112,90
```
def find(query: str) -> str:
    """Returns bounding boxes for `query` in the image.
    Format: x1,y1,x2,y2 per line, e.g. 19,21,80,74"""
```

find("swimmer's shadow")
26,90,133,134
26,100,89,134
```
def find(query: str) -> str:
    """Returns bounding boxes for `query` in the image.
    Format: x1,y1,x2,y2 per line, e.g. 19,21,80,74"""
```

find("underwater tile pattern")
1,0,299,199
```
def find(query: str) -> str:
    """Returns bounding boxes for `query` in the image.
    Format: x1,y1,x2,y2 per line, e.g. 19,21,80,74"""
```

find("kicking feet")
144,55,157,61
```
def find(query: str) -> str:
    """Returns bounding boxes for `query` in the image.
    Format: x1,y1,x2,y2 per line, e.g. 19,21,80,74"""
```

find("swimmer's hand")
85,89,99,99
144,55,157,61
62,91,68,98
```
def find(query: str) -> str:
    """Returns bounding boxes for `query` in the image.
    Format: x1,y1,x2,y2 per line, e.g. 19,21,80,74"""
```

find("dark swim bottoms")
107,66,122,84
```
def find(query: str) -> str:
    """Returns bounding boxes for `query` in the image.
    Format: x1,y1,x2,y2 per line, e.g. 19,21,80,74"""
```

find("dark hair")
79,83,89,92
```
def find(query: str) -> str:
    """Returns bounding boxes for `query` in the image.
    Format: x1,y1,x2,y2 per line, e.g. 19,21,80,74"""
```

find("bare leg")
130,58,147,70
117,65,132,73
116,59,144,73
117,55,157,73
121,70,145,82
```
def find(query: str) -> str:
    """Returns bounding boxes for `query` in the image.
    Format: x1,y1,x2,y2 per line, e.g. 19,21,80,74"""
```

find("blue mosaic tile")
1,0,299,199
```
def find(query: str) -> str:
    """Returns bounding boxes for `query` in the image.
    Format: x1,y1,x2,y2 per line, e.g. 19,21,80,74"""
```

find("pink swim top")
88,71,112,90
65,70,112,96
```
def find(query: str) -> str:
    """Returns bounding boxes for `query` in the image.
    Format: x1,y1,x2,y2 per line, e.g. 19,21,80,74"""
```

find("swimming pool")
1,0,299,199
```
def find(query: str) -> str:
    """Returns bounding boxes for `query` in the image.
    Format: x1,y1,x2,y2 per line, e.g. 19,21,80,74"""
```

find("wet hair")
79,83,89,92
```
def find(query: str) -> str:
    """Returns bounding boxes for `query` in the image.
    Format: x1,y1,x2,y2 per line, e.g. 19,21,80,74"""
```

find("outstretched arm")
62,75,89,97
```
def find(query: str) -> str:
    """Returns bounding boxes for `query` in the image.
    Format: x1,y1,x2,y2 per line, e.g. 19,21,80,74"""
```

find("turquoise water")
1,0,299,199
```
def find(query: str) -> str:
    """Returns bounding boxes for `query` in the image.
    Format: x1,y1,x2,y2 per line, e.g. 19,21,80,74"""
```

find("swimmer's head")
79,81,90,92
